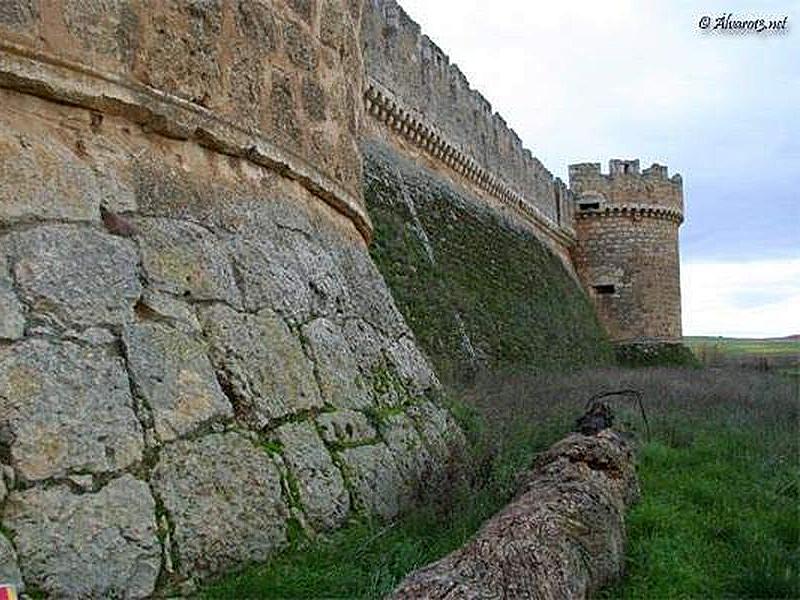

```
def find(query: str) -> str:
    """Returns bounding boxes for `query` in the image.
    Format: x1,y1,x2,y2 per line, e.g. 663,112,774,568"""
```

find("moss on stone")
363,142,613,383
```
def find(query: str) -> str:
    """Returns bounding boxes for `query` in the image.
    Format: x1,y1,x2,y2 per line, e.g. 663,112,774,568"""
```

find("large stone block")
407,400,465,465
8,225,141,328
198,304,322,429
379,412,434,503
122,321,233,442
386,335,440,396
151,433,287,579
0,533,22,593
135,217,241,307
227,230,350,322
275,421,350,531
0,254,24,340
4,475,161,599
0,339,144,482
338,443,401,520
302,317,370,410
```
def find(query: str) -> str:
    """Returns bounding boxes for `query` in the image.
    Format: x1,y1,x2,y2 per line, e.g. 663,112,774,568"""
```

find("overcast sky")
397,0,799,337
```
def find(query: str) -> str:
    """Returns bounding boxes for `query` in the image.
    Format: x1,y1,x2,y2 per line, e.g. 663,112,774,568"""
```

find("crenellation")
361,0,565,228
570,158,684,342
609,159,640,175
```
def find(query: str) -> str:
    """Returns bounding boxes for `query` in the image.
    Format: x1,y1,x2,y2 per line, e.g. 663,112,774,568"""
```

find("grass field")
203,364,799,599
685,336,800,375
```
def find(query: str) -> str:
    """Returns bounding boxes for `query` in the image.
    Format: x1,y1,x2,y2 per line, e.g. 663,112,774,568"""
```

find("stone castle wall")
0,0,683,595
0,2,463,597
360,0,575,248
569,161,684,341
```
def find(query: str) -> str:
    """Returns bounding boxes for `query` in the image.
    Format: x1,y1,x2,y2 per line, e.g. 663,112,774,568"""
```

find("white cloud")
681,258,800,337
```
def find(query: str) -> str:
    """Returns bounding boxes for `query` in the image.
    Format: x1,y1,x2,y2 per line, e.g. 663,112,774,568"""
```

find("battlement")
361,0,566,231
568,159,684,219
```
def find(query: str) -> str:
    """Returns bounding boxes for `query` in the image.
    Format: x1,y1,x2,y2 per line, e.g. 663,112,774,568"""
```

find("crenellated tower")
568,159,684,343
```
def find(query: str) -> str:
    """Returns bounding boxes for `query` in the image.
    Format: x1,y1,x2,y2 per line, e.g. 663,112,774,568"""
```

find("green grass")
202,367,799,599
685,336,800,377
685,336,800,357
603,430,799,598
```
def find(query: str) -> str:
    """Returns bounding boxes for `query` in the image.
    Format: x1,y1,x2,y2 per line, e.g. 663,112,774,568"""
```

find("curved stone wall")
569,161,684,342
0,0,370,238
0,2,464,596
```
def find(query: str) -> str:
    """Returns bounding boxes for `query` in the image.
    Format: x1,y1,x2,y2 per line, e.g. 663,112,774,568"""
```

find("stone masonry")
0,2,463,596
0,0,682,595
569,160,684,341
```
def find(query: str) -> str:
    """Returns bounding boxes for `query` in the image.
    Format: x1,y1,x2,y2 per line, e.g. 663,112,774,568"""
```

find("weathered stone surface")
0,533,23,593
137,289,202,332
379,412,434,503
390,431,639,599
0,100,98,224
8,225,141,328
198,304,322,428
407,400,466,464
338,443,401,520
226,231,350,322
387,335,439,395
135,217,241,306
151,433,287,579
4,475,160,599
0,1,38,30
302,317,370,409
275,422,350,531
316,410,377,446
0,339,143,482
63,0,139,66
342,317,389,374
122,321,233,442
0,254,24,340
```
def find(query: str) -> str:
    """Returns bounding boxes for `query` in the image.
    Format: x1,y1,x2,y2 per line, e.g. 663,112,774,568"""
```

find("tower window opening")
579,202,600,211
593,284,616,295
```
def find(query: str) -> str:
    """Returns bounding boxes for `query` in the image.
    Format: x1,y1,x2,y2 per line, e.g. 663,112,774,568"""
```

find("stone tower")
568,160,684,342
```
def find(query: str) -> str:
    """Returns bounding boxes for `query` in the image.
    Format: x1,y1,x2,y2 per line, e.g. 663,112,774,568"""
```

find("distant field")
685,336,799,375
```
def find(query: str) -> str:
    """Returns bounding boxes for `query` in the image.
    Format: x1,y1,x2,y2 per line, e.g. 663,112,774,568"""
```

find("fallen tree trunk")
391,430,640,599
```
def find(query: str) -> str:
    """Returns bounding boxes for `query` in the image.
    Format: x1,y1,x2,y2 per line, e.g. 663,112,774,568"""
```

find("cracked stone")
4,475,160,598
275,421,350,531
302,317,370,410
151,432,287,579
316,410,377,446
134,217,241,306
0,339,144,482
8,224,141,328
338,443,402,520
198,303,322,429
123,321,233,442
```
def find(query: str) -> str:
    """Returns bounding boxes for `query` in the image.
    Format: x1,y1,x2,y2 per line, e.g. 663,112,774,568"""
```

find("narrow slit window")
593,284,616,295
579,202,600,211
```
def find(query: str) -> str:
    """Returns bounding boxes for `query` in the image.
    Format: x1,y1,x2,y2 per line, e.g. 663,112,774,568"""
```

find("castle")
570,160,684,342
0,0,682,595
